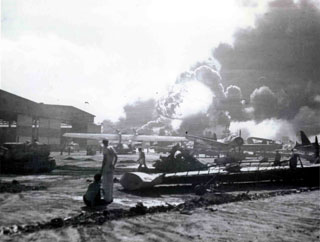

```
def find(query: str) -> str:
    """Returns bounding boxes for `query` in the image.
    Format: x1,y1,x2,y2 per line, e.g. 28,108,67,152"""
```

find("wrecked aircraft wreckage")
294,131,319,163
0,142,56,174
120,132,320,191
120,161,320,191
62,129,320,192
153,145,207,173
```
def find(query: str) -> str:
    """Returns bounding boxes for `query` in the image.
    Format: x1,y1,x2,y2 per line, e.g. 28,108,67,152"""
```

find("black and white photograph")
1,0,319,241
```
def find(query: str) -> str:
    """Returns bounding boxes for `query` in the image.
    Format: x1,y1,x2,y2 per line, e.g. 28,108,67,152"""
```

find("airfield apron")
102,146,116,203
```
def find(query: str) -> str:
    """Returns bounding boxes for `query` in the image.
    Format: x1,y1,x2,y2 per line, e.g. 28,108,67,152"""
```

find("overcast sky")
1,0,269,123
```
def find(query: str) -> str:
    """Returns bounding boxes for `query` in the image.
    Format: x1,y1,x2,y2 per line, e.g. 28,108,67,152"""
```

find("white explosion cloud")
157,81,213,119
229,118,296,141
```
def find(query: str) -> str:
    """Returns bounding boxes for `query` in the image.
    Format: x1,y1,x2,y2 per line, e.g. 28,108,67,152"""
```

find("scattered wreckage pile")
153,146,207,172
1,186,317,236
120,145,320,191
0,142,56,174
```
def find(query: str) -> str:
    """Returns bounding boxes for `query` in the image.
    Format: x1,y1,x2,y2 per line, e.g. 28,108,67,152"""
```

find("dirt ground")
0,151,319,241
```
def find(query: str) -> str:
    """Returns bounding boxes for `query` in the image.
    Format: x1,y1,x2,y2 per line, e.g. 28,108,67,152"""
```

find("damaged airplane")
294,131,319,163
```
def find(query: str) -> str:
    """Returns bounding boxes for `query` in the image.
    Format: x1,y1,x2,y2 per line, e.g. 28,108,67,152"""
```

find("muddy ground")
0,151,319,241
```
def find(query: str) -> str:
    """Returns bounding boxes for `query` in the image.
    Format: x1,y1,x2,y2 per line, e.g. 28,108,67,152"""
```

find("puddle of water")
71,196,183,207
112,198,183,207
73,196,83,201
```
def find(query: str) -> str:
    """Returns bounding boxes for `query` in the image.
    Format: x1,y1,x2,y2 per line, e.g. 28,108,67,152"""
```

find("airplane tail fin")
300,131,311,145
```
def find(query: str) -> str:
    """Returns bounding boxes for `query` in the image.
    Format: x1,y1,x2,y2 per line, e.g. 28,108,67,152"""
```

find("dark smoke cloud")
292,106,320,134
103,0,320,138
194,66,224,98
225,85,242,100
250,86,278,121
222,85,247,121
213,0,320,135
178,113,210,136
190,59,219,72
103,99,157,133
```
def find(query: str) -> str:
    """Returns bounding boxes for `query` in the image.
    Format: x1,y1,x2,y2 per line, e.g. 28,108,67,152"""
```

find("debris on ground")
0,186,317,236
0,180,46,193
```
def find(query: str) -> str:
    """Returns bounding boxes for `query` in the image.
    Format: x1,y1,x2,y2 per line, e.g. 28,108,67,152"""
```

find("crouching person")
83,174,107,207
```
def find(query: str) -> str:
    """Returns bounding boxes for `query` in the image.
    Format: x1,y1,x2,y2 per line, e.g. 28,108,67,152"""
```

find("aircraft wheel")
194,184,206,196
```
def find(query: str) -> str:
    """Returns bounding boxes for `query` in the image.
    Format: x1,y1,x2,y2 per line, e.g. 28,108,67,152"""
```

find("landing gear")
194,184,206,195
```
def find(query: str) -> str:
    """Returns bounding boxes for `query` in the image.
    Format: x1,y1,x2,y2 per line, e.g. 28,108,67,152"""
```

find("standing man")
100,139,117,204
289,153,298,169
137,147,148,170
273,150,281,166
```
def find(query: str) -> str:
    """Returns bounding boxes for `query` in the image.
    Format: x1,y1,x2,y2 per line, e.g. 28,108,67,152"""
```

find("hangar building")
0,89,100,149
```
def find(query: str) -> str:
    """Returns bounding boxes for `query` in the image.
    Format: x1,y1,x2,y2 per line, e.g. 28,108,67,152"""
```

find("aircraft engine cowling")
229,137,244,147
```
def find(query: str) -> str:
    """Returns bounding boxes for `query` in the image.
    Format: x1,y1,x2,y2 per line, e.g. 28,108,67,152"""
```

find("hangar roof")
0,89,94,122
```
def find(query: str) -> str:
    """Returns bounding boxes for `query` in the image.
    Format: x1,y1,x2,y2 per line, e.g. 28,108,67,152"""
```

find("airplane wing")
130,135,188,142
63,133,188,142
186,134,244,149
63,133,121,140
185,134,229,149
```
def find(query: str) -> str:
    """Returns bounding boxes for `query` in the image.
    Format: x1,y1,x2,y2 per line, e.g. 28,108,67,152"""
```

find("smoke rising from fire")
169,0,319,138
214,0,320,138
107,0,320,140
155,65,236,135
250,86,278,121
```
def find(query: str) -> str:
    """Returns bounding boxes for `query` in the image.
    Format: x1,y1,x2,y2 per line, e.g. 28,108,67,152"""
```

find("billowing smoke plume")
194,66,224,98
102,99,157,134
250,86,278,121
213,0,320,138
156,65,236,135
104,0,320,140
175,0,320,138
225,85,242,100
136,117,182,136
223,85,247,121
292,106,320,135
178,113,211,136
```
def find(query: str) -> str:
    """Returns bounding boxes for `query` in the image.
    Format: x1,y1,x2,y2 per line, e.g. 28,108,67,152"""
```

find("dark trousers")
83,195,107,207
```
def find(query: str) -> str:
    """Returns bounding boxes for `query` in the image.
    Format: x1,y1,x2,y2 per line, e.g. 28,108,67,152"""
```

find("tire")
194,184,206,196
